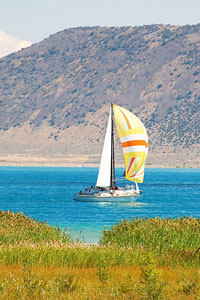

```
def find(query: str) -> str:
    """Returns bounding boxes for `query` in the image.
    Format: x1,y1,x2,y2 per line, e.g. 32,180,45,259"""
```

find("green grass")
0,211,199,268
100,217,200,250
0,211,199,299
100,217,200,267
0,210,72,245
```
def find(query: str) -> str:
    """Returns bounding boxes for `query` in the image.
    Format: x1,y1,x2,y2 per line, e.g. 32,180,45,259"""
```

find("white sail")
74,104,148,201
96,107,112,187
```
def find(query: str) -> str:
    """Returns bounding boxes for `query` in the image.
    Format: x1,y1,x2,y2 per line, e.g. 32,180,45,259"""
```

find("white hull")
73,189,141,202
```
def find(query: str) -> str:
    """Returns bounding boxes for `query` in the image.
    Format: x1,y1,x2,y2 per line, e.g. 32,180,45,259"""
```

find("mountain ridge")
0,24,199,166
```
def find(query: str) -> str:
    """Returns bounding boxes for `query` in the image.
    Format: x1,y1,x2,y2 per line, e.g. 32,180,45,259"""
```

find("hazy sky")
0,0,200,57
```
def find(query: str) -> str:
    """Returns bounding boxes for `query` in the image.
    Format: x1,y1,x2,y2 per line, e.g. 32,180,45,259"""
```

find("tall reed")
0,210,72,245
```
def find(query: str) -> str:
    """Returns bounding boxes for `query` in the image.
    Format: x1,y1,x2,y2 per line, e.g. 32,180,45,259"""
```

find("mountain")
0,25,199,167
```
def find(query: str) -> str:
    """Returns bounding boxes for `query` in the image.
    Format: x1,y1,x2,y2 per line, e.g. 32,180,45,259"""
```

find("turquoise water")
0,167,199,243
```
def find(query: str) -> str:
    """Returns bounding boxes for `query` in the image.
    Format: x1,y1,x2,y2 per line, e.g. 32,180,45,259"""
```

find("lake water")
0,167,199,243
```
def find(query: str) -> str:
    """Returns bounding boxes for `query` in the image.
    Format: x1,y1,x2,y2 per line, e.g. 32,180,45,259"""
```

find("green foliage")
100,217,200,250
178,270,200,298
117,273,136,296
0,244,137,267
100,218,200,265
0,210,199,300
0,213,199,269
97,265,110,283
0,210,73,245
100,217,200,267
138,253,164,300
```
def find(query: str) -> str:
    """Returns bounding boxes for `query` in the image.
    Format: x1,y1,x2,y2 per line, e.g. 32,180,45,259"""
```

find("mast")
110,103,115,187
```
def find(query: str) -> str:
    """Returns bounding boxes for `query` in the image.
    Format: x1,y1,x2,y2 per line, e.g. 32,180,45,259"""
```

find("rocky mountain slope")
0,24,199,165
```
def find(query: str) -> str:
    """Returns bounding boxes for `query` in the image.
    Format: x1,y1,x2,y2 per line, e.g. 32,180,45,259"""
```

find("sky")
0,0,200,57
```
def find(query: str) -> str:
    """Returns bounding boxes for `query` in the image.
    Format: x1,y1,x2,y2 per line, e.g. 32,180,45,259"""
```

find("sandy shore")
0,153,199,168
0,154,101,167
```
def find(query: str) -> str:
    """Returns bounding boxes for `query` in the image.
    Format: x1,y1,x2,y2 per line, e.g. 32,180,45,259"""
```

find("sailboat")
73,104,148,201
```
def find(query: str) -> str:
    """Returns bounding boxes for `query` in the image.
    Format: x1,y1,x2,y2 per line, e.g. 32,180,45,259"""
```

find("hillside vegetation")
0,25,199,162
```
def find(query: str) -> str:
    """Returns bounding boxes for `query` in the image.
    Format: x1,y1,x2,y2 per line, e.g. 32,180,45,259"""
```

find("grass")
0,210,199,299
100,217,200,250
0,264,199,299
100,217,200,267
0,210,72,245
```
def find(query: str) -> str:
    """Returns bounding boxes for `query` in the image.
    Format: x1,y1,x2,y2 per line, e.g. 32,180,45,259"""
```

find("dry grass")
0,211,199,299
0,264,199,300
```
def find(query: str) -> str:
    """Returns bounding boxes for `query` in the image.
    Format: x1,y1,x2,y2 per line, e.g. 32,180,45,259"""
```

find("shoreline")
0,164,198,169
0,153,199,169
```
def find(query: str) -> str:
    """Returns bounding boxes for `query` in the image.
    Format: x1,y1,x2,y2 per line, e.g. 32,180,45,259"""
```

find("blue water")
0,167,199,243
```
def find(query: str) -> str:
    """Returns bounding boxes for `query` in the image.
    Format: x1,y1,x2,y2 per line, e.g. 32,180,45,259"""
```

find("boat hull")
73,189,141,202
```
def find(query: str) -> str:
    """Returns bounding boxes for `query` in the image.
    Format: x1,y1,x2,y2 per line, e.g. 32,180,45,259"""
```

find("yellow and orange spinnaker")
113,105,148,183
